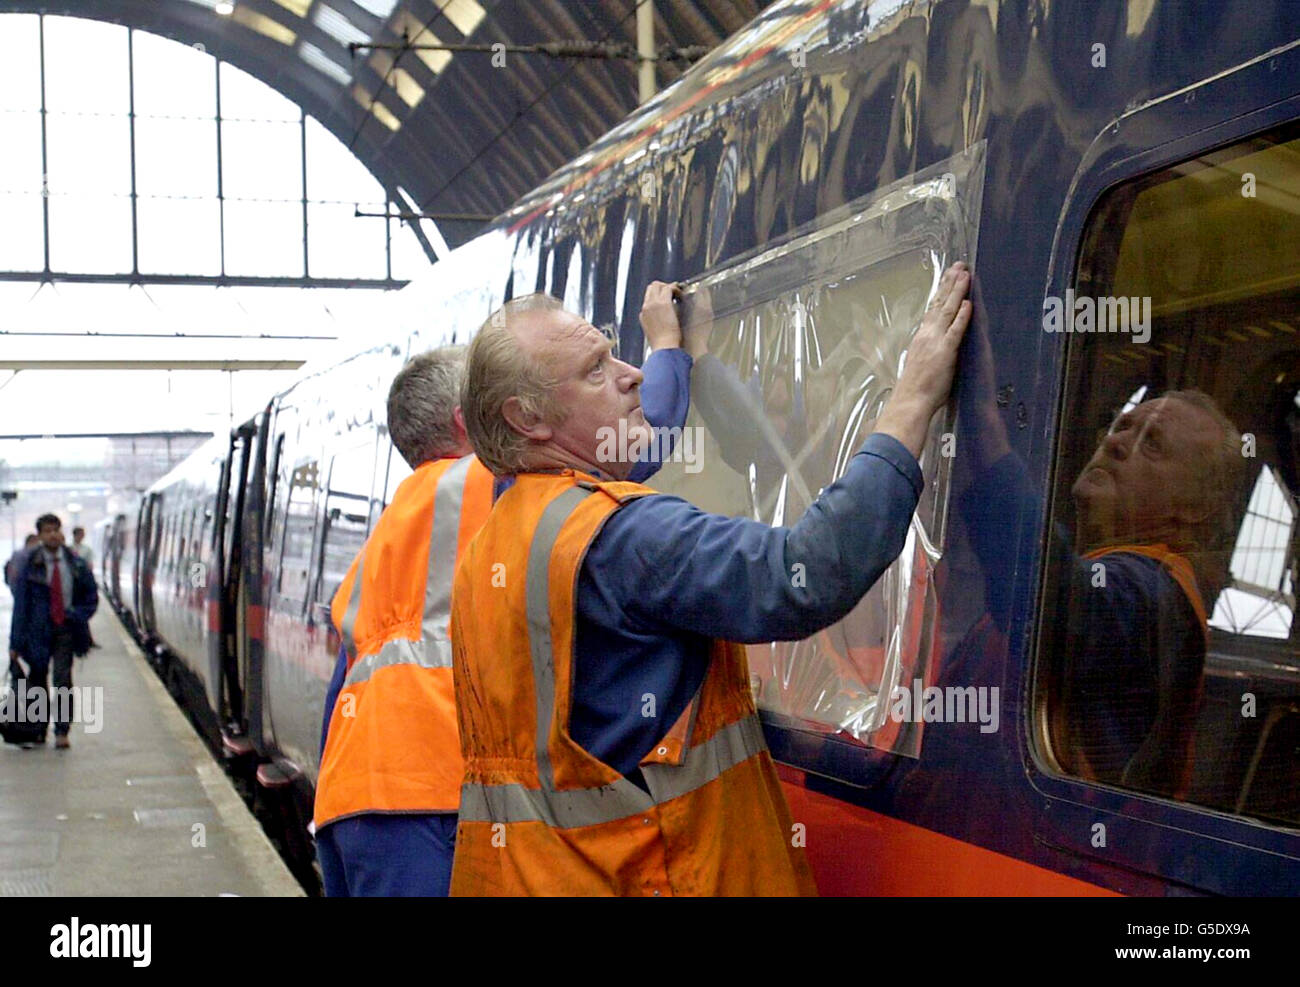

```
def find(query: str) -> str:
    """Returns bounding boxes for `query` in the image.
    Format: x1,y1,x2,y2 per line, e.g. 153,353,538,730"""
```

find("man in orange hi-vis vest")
451,264,973,896
315,293,693,897
313,346,490,897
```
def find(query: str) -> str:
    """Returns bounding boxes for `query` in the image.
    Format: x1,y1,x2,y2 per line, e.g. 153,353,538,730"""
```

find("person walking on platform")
451,263,972,896
69,527,99,649
69,526,94,572
314,287,691,897
7,515,98,749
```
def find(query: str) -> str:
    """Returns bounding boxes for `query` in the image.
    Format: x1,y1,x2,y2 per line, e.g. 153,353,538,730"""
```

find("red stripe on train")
246,605,264,642
776,769,1117,897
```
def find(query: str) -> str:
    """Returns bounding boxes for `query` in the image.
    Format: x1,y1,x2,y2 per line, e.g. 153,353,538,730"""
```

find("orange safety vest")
1082,543,1209,632
313,454,495,829
449,470,818,896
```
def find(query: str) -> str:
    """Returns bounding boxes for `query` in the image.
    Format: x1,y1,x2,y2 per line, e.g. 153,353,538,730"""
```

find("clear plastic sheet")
654,142,985,756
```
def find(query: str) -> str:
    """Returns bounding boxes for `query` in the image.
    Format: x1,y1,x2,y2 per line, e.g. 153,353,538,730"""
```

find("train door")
261,397,321,759
212,421,255,731
230,408,271,753
137,492,164,645
248,423,284,752
1028,46,1300,894
131,499,147,632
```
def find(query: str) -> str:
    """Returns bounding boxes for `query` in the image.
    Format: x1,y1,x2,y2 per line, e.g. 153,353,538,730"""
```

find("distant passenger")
5,534,39,594
450,263,971,895
70,526,94,571
313,284,693,897
7,514,98,749
69,527,99,650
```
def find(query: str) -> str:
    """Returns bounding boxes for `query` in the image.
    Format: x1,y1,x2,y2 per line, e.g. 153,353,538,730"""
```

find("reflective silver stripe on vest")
341,634,454,688
640,714,765,804
460,478,771,830
341,455,472,684
460,775,651,828
459,713,768,828
422,455,474,644
339,556,364,661
525,485,594,792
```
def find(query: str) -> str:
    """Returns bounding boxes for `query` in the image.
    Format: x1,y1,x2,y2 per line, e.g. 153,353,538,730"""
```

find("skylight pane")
394,10,452,73
353,0,400,18
300,41,353,84
43,16,129,114
232,7,298,45
442,0,486,37
390,68,424,107
313,5,369,46
219,61,302,122
133,31,216,119
351,85,400,131
305,116,383,203
0,14,41,111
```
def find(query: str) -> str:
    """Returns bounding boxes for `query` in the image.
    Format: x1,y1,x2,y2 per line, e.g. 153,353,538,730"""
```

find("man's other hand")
641,281,684,351
875,262,972,458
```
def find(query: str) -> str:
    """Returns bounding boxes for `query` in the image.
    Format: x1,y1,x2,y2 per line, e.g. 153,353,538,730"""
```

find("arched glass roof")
4,1,771,249
0,13,437,285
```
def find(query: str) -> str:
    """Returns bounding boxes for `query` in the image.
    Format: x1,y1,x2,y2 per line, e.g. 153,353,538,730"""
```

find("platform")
0,595,303,897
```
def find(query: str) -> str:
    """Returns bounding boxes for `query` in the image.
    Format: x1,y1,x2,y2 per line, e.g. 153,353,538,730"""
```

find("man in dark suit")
7,514,98,749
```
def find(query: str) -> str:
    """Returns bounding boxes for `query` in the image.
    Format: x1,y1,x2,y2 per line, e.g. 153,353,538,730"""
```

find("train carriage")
127,0,1300,895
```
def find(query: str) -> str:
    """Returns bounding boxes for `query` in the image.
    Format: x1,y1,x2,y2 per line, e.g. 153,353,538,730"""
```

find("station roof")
10,1,770,249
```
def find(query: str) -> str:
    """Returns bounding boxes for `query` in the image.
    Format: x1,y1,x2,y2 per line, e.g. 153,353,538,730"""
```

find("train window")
663,143,986,758
316,436,377,612
265,432,285,542
1038,121,1300,825
380,440,412,510
276,458,320,612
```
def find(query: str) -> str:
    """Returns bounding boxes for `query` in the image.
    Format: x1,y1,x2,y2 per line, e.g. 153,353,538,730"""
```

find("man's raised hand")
874,262,973,458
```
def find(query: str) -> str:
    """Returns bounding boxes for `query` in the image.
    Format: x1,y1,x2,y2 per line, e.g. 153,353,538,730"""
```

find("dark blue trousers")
316,812,457,897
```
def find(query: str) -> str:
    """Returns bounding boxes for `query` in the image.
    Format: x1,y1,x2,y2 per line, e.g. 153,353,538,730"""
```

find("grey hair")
1160,389,1248,605
461,293,566,476
1161,389,1245,550
387,344,468,468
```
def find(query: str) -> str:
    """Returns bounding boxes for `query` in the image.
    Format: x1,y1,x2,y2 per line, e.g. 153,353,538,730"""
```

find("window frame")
1023,53,1300,893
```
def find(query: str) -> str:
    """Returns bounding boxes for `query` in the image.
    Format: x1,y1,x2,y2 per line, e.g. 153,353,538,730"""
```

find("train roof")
495,0,901,231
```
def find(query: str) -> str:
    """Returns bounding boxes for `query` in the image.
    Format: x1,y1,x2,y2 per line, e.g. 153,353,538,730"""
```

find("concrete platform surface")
1,595,304,897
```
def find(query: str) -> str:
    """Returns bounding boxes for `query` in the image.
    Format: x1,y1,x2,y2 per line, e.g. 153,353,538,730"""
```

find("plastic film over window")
661,143,986,757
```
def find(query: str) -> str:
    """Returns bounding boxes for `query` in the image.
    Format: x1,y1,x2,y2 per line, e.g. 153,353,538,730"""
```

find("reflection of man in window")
958,314,1248,799
1060,391,1243,796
